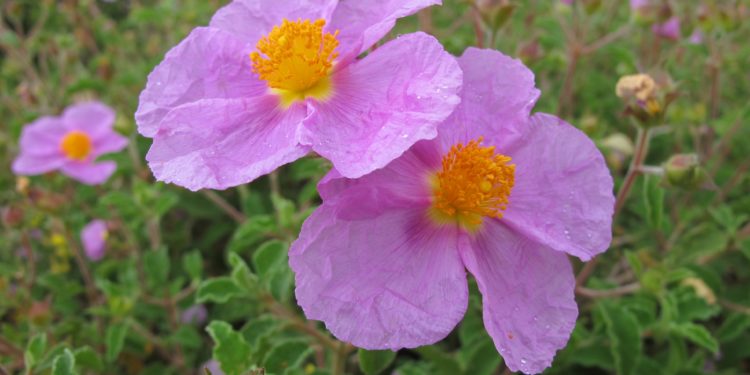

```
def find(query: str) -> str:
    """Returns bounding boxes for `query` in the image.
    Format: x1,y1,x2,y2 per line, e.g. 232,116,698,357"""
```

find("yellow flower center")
431,137,515,230
251,18,339,107
60,130,93,161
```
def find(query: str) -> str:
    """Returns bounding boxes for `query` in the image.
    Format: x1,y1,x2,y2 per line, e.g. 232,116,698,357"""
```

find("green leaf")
414,346,461,375
196,277,242,304
182,250,203,281
73,346,103,372
643,175,664,230
153,191,179,216
227,215,277,253
599,302,642,375
252,240,287,278
25,333,47,369
228,252,258,292
105,323,128,362
716,313,750,342
669,322,719,354
263,339,313,374
271,193,296,229
206,321,253,375
144,246,170,288
52,348,77,375
461,339,502,375
358,349,397,375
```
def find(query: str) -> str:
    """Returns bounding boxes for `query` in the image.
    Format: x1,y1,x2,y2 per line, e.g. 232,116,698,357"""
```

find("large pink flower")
290,48,614,374
136,0,462,191
12,102,127,185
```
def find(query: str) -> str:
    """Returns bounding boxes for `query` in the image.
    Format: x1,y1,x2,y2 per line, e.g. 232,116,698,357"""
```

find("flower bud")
662,154,711,189
616,74,656,102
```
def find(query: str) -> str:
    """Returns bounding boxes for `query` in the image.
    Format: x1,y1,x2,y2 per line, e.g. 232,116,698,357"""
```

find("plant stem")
201,190,247,223
576,283,641,299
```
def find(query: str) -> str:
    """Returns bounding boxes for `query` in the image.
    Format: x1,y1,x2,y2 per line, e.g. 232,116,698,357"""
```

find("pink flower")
689,29,704,45
136,0,462,191
12,102,127,185
202,360,224,375
181,304,208,325
630,0,649,10
81,220,108,261
652,16,681,40
290,49,614,374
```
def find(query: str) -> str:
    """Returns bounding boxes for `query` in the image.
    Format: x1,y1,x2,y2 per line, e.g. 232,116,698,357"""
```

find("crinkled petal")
146,97,309,191
329,0,440,59
459,221,578,374
317,140,441,203
93,132,128,157
501,113,614,261
436,48,540,151
62,101,115,139
60,161,117,185
290,192,467,349
81,220,107,261
302,32,461,178
136,27,265,137
209,0,337,44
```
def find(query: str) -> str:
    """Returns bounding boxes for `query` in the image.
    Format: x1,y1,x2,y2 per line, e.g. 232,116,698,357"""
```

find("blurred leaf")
73,346,103,372
271,193,296,229
183,250,203,281
241,315,280,348
144,247,170,288
206,321,253,375
227,215,276,253
669,322,719,354
263,339,313,374
642,176,664,229
358,349,397,375
196,277,242,304
414,346,461,375
252,240,286,278
25,333,47,369
228,252,258,293
716,313,750,342
599,302,642,375
52,348,77,375
105,323,128,362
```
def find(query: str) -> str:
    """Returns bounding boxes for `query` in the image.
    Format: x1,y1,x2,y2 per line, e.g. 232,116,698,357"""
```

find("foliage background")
1,0,749,374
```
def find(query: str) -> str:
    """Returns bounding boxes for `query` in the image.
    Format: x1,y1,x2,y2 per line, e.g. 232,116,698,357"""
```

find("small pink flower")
630,0,649,10
181,304,208,325
202,360,224,375
81,220,108,261
12,102,127,185
136,0,462,191
290,49,614,374
689,29,704,44
652,16,681,40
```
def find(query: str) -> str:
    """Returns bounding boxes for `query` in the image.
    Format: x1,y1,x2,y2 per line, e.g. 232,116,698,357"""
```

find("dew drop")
520,358,528,365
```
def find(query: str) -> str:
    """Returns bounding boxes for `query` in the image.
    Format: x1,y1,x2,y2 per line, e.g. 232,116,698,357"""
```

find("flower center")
251,18,339,106
60,130,93,161
431,137,515,230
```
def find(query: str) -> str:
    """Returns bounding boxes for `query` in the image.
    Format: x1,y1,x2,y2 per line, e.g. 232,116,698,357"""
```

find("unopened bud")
663,154,710,189
616,73,656,102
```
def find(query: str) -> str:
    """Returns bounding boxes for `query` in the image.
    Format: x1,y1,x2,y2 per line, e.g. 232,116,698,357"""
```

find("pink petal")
12,154,66,176
60,161,117,185
209,0,338,45
62,101,115,139
302,32,461,179
459,221,578,374
81,219,107,261
329,0,441,59
146,97,309,191
501,113,614,261
12,117,67,175
436,48,539,150
136,27,266,137
290,197,468,350
317,140,441,202
93,132,128,157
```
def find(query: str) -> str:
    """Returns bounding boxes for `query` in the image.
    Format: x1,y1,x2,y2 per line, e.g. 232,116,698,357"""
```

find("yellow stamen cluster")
60,130,93,161
251,18,339,93
432,137,515,229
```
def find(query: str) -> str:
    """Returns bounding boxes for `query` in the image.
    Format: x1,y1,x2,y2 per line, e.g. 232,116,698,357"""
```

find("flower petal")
81,220,107,261
502,113,614,261
302,32,461,179
93,132,128,157
146,97,309,191
436,48,540,150
62,101,115,139
329,0,440,58
135,27,265,137
290,192,468,349
459,221,578,374
12,117,67,175
60,161,117,185
209,0,338,44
